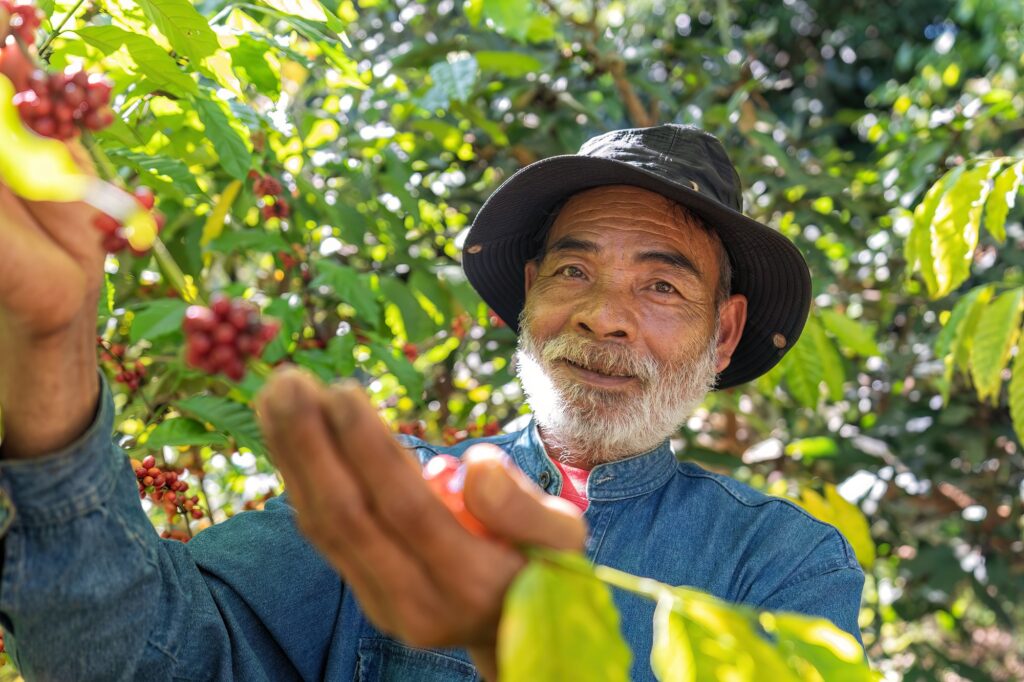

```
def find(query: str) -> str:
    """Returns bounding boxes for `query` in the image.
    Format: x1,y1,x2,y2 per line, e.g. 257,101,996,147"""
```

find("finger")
256,368,441,637
321,383,522,617
462,444,587,552
0,184,87,314
321,380,477,555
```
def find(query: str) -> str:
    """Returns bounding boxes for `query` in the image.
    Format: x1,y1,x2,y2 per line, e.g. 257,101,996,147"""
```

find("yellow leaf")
0,74,90,201
201,180,244,246
823,484,876,569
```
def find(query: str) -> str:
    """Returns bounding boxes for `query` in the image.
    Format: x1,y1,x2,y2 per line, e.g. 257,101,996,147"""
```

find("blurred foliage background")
6,0,1024,678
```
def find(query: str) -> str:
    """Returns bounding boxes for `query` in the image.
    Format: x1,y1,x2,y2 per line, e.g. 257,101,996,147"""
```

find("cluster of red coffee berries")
423,454,486,536
132,455,204,522
183,295,279,381
98,338,146,391
92,187,166,255
249,171,290,220
13,67,113,139
442,420,502,446
1,0,41,45
402,342,419,362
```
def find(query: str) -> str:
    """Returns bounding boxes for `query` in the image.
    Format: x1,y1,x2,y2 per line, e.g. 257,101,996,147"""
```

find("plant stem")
37,0,89,57
525,546,670,603
152,238,204,305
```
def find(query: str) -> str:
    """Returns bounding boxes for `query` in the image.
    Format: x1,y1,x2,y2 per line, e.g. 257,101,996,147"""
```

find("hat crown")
577,124,744,213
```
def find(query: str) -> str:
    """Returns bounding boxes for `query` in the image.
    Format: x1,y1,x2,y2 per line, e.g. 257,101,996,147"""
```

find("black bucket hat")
462,124,811,390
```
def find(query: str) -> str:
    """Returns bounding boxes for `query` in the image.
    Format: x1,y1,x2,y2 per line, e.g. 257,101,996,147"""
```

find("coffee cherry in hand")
183,295,279,381
423,454,487,537
92,187,165,255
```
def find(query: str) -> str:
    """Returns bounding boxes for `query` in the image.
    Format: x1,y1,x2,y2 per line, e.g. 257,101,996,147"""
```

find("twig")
37,0,88,57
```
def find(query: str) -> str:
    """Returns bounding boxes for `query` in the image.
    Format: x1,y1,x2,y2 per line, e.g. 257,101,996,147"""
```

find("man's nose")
569,283,637,340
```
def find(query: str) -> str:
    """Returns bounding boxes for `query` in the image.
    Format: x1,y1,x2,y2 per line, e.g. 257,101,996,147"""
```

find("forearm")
0,374,347,679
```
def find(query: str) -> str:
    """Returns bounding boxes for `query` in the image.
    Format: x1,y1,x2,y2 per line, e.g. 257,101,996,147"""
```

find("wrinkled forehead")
544,185,717,254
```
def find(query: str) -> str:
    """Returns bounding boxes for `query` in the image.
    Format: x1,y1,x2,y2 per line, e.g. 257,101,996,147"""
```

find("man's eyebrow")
547,236,601,254
545,237,703,280
635,250,703,280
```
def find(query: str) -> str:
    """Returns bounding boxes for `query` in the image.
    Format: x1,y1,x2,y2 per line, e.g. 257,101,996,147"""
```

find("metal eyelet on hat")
772,333,787,349
467,244,483,254
689,180,699,192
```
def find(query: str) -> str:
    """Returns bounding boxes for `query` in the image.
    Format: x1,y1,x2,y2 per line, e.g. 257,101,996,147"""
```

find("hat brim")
463,155,812,390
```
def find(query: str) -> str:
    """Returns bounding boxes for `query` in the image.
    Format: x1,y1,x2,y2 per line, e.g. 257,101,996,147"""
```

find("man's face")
515,185,747,466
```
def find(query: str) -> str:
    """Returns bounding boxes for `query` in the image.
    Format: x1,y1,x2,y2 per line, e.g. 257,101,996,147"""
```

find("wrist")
0,322,101,459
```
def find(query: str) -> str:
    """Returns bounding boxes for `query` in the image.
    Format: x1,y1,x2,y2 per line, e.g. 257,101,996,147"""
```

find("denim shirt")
0,375,863,681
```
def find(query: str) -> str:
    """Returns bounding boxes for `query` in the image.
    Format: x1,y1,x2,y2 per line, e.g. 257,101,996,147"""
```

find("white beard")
514,308,719,467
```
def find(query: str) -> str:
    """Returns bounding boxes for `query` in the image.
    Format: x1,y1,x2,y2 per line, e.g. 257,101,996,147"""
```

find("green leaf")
651,594,695,682
328,334,356,377
137,0,219,64
969,287,1024,404
368,342,424,400
260,0,328,22
668,588,798,681
807,315,844,401
420,55,478,110
939,285,994,403
104,148,203,197
379,276,436,343
781,328,823,408
784,436,838,461
818,309,880,356
312,262,381,325
193,96,252,180
208,229,290,255
760,612,873,681
984,159,1024,243
230,35,281,96
175,395,266,456
1009,346,1024,446
920,161,1002,298
143,417,229,449
75,25,198,97
474,50,543,77
499,559,631,682
130,299,189,343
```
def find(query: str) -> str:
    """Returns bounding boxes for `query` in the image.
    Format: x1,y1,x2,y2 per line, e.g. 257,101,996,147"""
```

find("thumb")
462,443,587,552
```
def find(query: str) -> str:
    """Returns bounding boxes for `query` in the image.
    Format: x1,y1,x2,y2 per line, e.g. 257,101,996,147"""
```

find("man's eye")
653,281,677,294
559,265,585,278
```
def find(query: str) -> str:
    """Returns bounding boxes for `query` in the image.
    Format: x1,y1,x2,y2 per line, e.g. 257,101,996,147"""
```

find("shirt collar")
509,417,677,501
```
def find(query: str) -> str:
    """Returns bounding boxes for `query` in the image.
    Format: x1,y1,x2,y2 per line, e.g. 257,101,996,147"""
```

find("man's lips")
559,359,638,387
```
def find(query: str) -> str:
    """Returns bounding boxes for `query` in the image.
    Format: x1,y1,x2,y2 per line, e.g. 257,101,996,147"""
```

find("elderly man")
0,125,862,681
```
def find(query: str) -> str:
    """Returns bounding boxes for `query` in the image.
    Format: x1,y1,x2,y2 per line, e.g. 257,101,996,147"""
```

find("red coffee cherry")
92,187,165,255
422,454,487,537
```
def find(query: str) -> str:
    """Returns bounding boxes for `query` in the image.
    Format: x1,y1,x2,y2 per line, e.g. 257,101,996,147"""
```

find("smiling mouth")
562,359,634,379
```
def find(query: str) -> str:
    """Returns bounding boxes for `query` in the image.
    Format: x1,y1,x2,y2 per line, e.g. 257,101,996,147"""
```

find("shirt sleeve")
756,564,866,648
0,372,345,681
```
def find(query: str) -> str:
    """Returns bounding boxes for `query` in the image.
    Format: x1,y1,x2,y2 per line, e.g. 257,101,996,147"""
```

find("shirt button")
538,470,552,488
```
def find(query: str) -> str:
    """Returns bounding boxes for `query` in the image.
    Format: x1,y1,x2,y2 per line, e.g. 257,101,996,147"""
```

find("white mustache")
538,334,658,384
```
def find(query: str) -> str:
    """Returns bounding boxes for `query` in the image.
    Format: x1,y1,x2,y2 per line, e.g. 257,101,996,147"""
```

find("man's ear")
714,294,747,373
524,259,539,297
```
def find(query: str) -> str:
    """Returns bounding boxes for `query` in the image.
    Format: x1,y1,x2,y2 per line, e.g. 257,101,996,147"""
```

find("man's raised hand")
0,142,106,459
256,367,586,680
